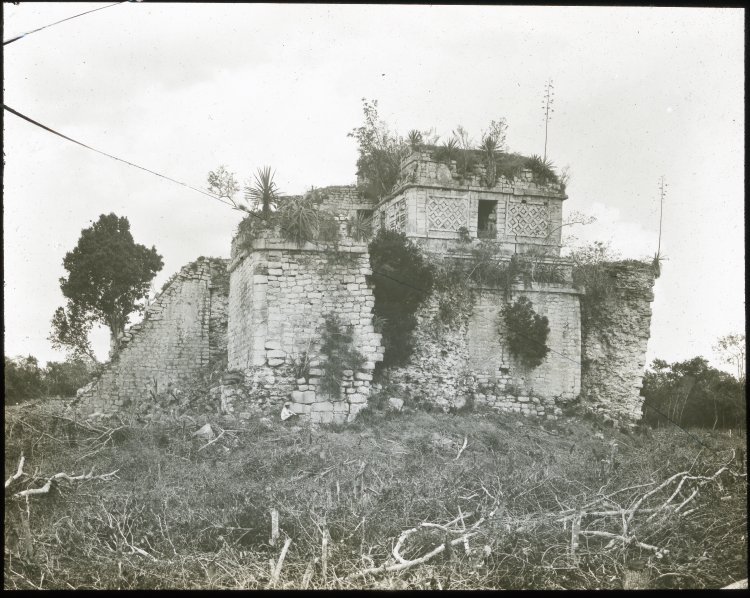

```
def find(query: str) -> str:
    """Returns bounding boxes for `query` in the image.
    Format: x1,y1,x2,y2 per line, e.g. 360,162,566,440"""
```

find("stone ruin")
75,149,657,426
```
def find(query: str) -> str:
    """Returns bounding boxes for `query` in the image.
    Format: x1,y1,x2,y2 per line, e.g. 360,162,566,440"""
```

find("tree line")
4,355,96,404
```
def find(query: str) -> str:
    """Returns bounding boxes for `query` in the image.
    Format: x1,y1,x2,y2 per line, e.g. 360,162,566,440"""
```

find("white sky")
3,4,745,374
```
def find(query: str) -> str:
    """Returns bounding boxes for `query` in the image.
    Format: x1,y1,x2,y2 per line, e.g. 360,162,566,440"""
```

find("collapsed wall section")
227,234,384,424
75,257,229,415
580,261,657,423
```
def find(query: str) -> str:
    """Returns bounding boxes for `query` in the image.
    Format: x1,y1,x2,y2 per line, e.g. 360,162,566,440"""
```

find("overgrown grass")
4,402,746,589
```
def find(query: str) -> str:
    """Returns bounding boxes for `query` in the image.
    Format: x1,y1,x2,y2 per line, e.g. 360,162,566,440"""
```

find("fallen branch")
580,530,668,555
347,531,479,580
197,428,226,452
5,455,25,488
454,436,468,460
268,537,292,588
301,557,318,589
13,468,119,499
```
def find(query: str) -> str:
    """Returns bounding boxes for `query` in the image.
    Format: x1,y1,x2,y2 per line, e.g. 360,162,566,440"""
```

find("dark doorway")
478,200,498,239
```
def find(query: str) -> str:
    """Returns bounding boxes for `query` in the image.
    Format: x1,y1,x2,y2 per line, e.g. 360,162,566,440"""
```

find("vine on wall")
319,313,366,397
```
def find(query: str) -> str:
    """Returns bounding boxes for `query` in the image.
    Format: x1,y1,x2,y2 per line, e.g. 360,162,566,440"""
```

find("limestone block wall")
580,261,657,423
316,185,377,219
227,233,384,424
386,283,581,420
469,285,581,399
75,257,229,415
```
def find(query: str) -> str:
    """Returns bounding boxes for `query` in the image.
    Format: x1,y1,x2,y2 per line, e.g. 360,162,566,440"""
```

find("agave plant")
407,129,423,150
277,194,340,247
526,155,558,186
480,136,499,187
479,135,498,153
347,212,373,242
434,137,459,163
244,166,280,215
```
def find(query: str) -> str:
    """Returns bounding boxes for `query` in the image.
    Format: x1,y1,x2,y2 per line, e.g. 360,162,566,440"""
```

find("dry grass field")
4,399,747,589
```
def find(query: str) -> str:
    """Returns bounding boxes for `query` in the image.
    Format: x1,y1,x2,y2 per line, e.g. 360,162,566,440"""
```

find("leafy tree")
52,213,163,357
348,98,409,200
4,355,45,404
714,333,746,382
207,165,243,209
641,357,746,429
50,302,97,362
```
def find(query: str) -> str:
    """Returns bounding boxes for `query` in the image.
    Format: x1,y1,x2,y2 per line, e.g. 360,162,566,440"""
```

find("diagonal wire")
4,104,235,208
3,2,130,46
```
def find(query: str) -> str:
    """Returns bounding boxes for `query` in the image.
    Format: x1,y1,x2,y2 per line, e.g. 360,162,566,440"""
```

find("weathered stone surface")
75,258,229,415
388,397,404,411
580,262,656,424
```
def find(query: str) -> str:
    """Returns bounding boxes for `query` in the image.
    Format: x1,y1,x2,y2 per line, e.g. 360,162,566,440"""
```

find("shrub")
368,229,434,367
319,314,366,397
44,359,93,397
348,99,409,200
277,195,340,247
235,192,341,251
347,212,373,242
526,155,559,185
500,296,550,369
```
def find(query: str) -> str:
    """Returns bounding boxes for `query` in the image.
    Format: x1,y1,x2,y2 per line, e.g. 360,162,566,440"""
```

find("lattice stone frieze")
427,196,469,232
386,199,406,232
506,200,550,238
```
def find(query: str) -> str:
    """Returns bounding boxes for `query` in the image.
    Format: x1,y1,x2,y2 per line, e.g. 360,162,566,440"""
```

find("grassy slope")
4,403,747,589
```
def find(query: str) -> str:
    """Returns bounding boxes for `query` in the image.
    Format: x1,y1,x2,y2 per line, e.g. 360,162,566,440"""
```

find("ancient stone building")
75,148,656,426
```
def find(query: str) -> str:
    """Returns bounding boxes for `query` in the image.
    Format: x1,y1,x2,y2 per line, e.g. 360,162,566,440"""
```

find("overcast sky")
3,4,745,374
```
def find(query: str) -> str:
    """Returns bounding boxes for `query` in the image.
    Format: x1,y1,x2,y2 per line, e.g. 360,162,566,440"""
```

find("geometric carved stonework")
386,198,406,232
427,196,469,232
506,200,549,238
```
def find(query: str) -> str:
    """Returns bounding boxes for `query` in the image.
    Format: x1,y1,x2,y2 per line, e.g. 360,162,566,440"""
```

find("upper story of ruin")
228,148,569,265
373,149,568,258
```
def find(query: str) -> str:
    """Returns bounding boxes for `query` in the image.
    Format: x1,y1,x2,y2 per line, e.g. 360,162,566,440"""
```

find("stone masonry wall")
580,261,657,424
227,231,384,424
75,257,229,415
317,185,377,219
386,283,581,420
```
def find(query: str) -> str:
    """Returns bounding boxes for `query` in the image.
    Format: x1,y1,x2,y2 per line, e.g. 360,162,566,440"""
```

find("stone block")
309,368,324,377
303,390,317,403
312,401,334,412
315,411,334,424
355,372,373,381
332,402,349,413
347,402,367,422
349,393,367,404
388,397,404,411
265,340,282,350
267,358,285,367
289,403,311,415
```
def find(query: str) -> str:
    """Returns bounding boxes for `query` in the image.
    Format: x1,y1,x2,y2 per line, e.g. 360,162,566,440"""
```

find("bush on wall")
368,229,434,367
319,314,365,397
500,296,550,369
